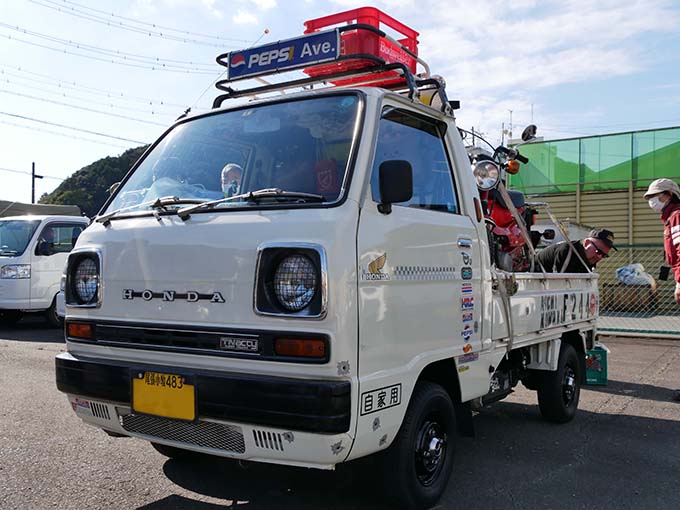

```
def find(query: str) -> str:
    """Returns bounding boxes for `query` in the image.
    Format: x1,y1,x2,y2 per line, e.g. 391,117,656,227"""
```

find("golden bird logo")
368,253,387,274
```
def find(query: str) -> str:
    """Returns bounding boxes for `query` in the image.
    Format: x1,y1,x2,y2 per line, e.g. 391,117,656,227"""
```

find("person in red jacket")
643,178,680,403
643,178,680,304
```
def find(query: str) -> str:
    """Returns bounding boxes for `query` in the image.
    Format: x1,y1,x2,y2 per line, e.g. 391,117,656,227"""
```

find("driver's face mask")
222,180,240,197
648,196,666,212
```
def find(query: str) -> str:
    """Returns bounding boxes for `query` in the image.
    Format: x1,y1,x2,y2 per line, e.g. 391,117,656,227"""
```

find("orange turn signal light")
506,160,520,174
67,321,94,340
274,338,326,358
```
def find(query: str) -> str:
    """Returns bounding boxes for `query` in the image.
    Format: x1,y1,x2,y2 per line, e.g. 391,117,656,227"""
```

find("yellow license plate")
132,371,195,421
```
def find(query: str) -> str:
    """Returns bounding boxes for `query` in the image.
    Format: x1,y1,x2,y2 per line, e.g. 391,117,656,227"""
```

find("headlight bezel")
65,249,102,308
472,160,500,191
0,264,31,279
254,244,327,319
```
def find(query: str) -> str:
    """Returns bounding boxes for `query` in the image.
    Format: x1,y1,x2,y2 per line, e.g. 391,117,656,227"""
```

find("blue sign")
227,29,340,81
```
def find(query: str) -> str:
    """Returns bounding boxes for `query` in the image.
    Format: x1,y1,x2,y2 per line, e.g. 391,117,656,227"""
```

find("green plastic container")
585,345,608,385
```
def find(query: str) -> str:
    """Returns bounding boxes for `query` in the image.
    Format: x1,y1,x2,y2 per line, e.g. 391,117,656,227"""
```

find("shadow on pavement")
155,401,680,510
0,313,63,343
584,378,680,404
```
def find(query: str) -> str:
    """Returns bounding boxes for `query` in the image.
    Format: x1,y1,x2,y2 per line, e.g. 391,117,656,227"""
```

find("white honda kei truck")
0,215,88,326
56,17,599,510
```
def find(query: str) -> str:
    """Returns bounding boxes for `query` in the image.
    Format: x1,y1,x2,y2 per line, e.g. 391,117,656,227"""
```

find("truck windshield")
105,94,361,216
0,220,41,256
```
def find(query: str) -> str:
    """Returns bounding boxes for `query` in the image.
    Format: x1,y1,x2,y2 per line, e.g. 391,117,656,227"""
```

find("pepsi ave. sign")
227,29,340,80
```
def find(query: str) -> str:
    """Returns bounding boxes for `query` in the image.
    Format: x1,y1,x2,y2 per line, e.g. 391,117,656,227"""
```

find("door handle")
457,238,472,248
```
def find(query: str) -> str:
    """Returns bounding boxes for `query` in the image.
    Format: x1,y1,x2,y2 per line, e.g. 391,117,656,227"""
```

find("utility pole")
507,109,513,141
471,126,476,147
501,122,505,145
31,162,43,204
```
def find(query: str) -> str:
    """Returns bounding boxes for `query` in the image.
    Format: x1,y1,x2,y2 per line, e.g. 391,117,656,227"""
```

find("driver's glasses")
594,246,608,258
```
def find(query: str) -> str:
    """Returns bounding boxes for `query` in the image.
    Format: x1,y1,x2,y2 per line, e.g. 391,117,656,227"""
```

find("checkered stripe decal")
393,266,457,281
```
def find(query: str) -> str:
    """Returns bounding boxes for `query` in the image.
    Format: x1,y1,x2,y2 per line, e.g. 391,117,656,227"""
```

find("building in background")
0,200,80,217
510,126,680,337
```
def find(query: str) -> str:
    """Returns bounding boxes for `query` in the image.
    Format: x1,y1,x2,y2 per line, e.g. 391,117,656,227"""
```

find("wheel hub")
415,420,447,486
563,366,577,404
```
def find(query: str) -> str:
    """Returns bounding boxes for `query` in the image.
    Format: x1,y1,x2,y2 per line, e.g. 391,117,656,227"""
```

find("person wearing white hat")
643,178,680,403
643,178,680,304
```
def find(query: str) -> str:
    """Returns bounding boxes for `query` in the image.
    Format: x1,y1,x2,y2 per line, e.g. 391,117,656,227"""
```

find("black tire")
381,381,456,510
150,442,197,460
537,343,581,423
45,297,63,328
0,310,23,324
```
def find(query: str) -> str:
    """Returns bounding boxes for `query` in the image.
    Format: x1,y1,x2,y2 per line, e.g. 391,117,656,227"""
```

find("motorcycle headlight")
0,264,31,279
472,160,500,191
273,255,318,312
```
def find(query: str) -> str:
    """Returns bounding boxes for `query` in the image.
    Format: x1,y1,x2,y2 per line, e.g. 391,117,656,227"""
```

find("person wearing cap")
536,228,617,273
643,178,680,306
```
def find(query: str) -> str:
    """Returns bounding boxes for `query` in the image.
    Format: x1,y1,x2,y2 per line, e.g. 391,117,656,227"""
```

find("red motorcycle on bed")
465,125,553,271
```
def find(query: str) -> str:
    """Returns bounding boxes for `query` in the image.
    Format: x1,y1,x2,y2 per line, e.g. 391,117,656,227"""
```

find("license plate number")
132,371,195,421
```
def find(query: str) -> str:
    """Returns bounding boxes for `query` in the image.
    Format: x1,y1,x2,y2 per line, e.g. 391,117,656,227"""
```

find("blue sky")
1,0,680,205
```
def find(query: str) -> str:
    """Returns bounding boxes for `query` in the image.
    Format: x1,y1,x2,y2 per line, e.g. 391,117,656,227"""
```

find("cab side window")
371,110,459,214
35,224,85,256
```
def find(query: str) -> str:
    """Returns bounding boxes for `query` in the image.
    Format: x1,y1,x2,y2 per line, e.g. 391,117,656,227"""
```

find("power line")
0,64,195,109
53,0,251,43
0,165,62,180
0,111,148,144
0,119,130,149
0,76,177,117
0,88,169,126
0,27,219,75
0,22,216,70
27,0,243,49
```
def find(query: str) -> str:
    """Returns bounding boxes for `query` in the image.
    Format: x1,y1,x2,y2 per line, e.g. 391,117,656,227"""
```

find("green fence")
509,126,680,194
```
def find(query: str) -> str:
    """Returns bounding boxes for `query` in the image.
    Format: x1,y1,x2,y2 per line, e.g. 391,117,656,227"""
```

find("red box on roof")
303,6,419,86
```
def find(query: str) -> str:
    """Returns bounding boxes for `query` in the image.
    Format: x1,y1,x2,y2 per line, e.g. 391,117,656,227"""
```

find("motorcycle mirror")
472,160,500,191
542,228,556,240
521,124,538,142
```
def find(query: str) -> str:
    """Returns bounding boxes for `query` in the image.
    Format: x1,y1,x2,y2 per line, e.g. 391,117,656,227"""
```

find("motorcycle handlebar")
515,153,529,164
493,145,529,164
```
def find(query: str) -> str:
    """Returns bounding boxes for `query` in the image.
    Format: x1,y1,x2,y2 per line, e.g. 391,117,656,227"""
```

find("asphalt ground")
1,316,679,510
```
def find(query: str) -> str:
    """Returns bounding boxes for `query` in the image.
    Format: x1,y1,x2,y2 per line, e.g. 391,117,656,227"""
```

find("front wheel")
45,297,63,328
537,343,581,423
381,381,456,510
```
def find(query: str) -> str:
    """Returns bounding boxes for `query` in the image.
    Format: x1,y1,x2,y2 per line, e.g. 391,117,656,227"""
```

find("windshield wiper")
96,196,206,226
0,250,18,256
177,188,326,221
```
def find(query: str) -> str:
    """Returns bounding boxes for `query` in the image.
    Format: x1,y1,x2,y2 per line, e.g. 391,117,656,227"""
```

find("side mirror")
107,182,121,195
521,124,537,142
542,229,556,240
378,160,413,214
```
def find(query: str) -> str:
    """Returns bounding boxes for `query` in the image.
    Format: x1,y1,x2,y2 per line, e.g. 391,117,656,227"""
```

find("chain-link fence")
594,245,680,337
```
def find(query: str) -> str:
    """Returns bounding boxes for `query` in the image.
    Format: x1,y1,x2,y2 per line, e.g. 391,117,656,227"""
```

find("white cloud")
233,8,258,25
250,0,277,10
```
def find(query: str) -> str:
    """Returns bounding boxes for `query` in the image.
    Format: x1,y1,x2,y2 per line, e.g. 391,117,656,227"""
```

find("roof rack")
211,23,455,115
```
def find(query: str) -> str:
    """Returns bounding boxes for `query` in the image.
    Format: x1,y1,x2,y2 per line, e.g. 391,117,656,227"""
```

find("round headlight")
74,257,99,304
273,255,318,312
472,160,500,191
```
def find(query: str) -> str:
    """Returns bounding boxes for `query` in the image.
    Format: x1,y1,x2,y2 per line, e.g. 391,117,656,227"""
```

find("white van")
0,215,89,326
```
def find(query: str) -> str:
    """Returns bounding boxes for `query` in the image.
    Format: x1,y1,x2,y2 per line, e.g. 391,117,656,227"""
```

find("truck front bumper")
56,352,354,468
55,352,351,433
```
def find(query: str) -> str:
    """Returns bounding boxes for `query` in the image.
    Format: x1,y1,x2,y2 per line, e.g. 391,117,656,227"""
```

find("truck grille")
94,324,260,356
121,414,246,453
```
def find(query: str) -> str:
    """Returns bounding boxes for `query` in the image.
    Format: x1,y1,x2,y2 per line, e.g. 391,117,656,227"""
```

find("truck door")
31,222,85,309
357,107,483,380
